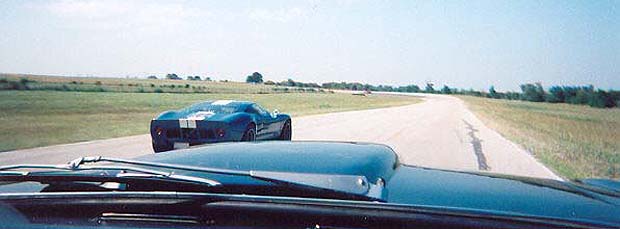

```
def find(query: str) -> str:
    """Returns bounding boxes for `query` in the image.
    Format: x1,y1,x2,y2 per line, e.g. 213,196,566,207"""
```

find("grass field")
0,91,420,152
0,73,311,94
459,96,620,179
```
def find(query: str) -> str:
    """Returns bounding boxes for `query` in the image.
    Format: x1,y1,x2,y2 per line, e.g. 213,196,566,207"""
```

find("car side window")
254,104,270,116
245,106,257,114
245,104,268,116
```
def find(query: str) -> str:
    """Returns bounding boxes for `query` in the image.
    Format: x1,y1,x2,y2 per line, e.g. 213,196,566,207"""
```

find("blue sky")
0,0,618,91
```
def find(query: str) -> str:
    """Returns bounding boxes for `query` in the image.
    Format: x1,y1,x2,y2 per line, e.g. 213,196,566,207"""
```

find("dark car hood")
137,141,399,183
387,165,620,225
135,141,620,225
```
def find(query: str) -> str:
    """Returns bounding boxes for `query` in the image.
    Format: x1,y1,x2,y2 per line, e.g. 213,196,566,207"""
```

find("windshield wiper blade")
2,156,386,201
0,163,221,186
81,156,387,200
68,156,250,176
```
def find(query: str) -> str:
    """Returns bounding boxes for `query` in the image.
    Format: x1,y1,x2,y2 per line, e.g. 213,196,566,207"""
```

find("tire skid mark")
463,120,490,170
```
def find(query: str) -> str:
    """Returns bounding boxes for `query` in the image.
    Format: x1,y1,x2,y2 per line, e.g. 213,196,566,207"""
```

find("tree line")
255,76,620,108
148,74,212,81
160,72,620,108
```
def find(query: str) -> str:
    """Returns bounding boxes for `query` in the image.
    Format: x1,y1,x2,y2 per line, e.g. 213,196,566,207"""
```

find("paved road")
0,93,561,180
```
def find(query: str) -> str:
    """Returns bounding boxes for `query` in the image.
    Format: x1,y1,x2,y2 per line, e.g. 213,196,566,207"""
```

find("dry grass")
0,91,420,152
459,96,620,179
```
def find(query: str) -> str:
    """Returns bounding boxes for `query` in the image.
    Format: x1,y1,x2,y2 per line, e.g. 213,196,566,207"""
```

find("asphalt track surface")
0,93,561,180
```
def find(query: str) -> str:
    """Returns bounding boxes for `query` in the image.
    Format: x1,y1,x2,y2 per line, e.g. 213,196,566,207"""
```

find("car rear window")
185,102,242,115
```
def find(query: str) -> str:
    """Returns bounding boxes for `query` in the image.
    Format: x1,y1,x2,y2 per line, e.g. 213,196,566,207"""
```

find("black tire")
241,124,256,141
152,142,172,153
279,119,292,140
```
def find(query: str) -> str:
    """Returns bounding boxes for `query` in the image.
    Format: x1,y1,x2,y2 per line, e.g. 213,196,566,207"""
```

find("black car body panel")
133,141,620,226
0,141,619,228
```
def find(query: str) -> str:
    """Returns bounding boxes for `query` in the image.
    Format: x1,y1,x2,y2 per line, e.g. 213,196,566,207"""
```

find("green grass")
0,91,420,152
458,96,620,179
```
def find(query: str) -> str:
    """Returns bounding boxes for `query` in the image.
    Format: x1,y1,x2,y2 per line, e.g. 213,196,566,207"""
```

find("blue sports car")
150,100,291,152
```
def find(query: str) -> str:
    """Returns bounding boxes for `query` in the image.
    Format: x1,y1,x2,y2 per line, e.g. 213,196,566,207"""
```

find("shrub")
520,83,545,102
588,90,616,108
8,82,22,90
19,78,35,84
545,86,565,103
154,88,164,93
95,81,102,86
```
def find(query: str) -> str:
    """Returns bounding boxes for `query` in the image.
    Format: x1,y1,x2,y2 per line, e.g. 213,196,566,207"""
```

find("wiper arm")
68,156,250,176
0,163,221,186
2,156,386,201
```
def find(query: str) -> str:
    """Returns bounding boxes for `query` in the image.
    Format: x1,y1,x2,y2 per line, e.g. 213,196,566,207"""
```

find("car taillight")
155,127,164,136
216,128,225,138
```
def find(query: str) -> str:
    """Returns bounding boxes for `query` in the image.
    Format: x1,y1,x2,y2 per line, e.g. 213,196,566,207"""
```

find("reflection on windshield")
186,102,241,115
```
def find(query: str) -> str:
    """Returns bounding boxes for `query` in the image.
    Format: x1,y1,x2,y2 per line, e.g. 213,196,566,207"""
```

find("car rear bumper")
150,120,245,149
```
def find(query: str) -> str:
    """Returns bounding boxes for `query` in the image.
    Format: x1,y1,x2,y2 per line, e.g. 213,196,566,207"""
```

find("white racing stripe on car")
187,119,196,128
212,100,234,105
178,119,197,129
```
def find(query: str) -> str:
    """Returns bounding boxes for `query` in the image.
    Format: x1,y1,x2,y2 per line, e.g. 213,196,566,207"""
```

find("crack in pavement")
463,120,490,170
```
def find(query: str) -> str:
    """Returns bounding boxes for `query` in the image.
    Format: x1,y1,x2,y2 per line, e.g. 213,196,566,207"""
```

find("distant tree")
284,79,296,87
441,85,452,94
398,84,420,93
166,73,181,80
610,90,620,107
147,75,158,79
264,80,276,85
563,85,593,104
203,77,211,81
545,86,565,103
488,86,499,99
588,90,616,108
425,83,435,93
505,92,521,100
462,88,483,97
520,83,545,102
193,76,201,81
246,72,264,83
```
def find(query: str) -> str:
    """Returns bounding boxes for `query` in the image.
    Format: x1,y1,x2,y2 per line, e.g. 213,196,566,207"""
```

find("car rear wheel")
279,119,292,140
241,124,256,141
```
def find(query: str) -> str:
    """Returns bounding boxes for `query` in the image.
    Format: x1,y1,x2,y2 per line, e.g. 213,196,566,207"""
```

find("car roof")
187,100,255,110
200,100,254,106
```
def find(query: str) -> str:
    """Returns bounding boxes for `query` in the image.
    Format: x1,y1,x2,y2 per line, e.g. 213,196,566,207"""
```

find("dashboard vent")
95,213,199,225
